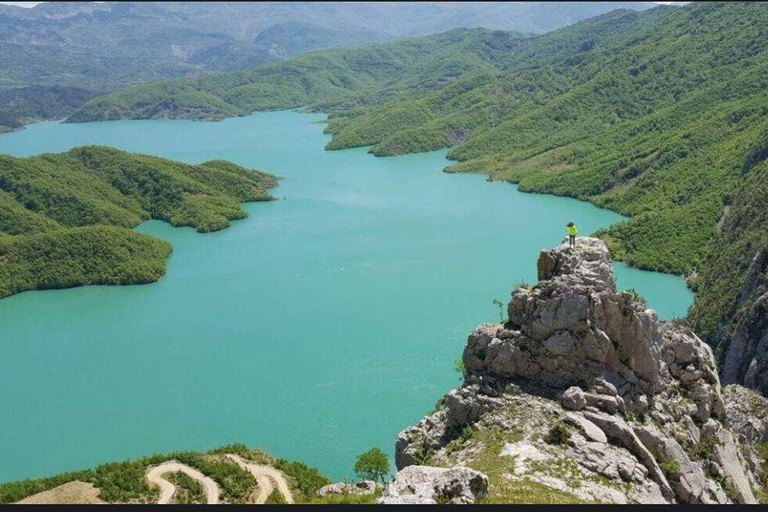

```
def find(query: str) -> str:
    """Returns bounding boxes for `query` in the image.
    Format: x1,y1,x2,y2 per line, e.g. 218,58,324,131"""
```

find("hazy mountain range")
0,2,655,90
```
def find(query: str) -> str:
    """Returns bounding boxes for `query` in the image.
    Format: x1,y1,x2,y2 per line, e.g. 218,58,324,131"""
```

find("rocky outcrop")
376,466,488,504
722,384,768,444
317,481,380,498
389,238,760,504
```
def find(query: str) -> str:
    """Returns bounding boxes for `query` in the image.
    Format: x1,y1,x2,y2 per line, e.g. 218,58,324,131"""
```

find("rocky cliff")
717,246,768,394
689,161,768,397
385,238,765,504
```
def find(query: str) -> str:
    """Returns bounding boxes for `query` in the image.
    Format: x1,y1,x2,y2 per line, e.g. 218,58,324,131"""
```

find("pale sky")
0,1,686,7
0,2,43,6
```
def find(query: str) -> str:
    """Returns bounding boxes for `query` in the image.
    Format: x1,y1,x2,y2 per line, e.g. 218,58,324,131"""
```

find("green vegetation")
324,2,768,280
354,448,390,485
264,489,287,504
68,28,530,123
492,298,505,322
440,418,586,504
1,3,651,91
272,458,331,502
659,460,681,480
0,444,327,504
74,3,768,361
0,470,93,505
454,358,467,381
689,158,768,347
0,146,277,300
0,86,98,132
165,472,205,504
544,423,571,446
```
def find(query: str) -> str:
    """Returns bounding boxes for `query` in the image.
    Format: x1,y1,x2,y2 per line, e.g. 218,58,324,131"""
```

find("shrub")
659,460,681,480
544,423,570,445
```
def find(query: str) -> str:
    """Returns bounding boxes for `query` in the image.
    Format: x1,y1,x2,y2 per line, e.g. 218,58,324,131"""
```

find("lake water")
0,111,693,483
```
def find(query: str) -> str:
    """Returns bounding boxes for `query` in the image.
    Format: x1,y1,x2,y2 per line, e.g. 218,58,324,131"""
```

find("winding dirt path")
145,461,221,504
225,454,294,504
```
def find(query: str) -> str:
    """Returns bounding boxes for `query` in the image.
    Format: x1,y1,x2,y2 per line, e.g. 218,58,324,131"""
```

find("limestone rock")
711,427,758,504
377,466,488,504
393,238,759,505
561,386,587,411
564,412,607,443
722,384,768,444
316,480,379,497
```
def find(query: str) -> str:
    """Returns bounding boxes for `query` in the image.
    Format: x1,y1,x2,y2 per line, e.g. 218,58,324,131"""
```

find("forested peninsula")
0,146,277,299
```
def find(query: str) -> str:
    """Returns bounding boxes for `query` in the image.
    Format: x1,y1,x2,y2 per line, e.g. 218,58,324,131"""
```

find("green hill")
0,86,98,133
66,28,531,123
0,146,277,299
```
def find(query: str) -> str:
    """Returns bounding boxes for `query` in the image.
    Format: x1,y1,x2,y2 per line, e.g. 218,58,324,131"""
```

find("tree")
354,448,390,484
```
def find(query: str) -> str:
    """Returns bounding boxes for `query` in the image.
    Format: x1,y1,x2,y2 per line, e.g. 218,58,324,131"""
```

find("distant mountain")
0,2,655,91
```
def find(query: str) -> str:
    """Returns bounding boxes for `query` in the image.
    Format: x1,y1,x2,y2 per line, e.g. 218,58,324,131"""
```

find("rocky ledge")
385,238,766,504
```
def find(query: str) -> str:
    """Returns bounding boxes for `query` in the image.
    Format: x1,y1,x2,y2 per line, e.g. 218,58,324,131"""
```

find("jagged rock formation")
377,466,488,504
390,238,761,504
722,385,768,445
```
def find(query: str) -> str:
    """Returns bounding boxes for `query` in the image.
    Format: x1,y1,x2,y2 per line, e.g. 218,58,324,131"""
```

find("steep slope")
387,239,763,504
0,146,277,299
0,86,98,133
689,158,768,394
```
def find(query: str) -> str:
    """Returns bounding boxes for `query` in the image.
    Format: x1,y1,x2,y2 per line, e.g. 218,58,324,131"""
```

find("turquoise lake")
0,111,694,483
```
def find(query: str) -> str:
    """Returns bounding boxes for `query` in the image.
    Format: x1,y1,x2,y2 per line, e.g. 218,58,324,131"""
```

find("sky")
0,1,686,7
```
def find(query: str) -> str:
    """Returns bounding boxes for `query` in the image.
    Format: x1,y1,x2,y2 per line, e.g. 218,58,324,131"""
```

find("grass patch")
166,472,205,504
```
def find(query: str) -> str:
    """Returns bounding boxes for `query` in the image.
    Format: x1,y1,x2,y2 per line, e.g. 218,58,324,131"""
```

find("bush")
273,459,330,502
544,423,570,445
659,460,681,479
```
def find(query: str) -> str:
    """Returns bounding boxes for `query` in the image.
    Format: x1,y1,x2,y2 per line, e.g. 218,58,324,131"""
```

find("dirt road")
225,454,295,504
145,461,221,504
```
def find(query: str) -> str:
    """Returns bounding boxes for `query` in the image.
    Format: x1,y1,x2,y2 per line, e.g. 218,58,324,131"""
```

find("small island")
0,146,278,300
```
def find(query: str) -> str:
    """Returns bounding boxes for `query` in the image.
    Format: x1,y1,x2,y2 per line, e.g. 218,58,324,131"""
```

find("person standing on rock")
566,222,578,249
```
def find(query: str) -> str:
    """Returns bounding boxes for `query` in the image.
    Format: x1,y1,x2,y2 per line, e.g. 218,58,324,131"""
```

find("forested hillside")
67,2,768,389
67,28,532,123
0,147,277,299
0,86,97,132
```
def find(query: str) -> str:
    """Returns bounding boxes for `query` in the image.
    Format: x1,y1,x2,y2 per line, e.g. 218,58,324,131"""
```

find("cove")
0,111,693,483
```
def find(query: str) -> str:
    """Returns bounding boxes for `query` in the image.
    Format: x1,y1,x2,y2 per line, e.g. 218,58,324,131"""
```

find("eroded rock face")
467,238,663,398
716,246,768,395
390,239,759,504
722,384,768,444
376,465,488,504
